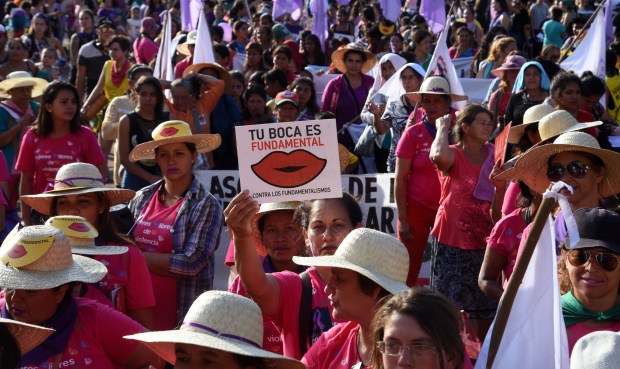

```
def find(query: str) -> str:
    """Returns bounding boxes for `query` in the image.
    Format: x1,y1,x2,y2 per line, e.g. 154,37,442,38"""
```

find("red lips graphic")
251,150,327,188
160,127,179,137
68,222,91,232
7,244,26,259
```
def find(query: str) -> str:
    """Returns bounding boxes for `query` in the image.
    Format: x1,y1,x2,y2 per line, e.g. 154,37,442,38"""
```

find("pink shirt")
487,208,526,281
566,321,620,355
16,298,145,369
174,57,192,79
133,36,158,65
501,181,521,215
15,126,105,194
395,122,441,211
431,146,493,250
133,190,183,330
302,321,360,369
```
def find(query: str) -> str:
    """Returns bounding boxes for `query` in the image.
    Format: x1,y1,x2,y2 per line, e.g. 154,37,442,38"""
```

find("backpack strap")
298,270,313,356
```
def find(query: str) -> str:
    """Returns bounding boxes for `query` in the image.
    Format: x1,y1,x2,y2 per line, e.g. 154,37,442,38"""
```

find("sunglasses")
546,161,591,182
567,249,620,272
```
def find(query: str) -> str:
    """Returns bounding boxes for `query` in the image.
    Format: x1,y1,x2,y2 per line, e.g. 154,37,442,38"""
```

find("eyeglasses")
567,249,620,272
377,341,437,358
546,161,592,182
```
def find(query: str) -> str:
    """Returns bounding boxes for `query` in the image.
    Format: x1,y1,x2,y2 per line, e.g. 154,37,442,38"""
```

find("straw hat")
1,317,54,355
176,30,197,55
125,291,306,369
20,163,135,216
338,144,352,173
510,131,620,197
571,331,620,369
293,228,409,294
507,104,555,144
45,215,128,256
129,120,222,162
406,76,468,103
331,42,377,74
537,110,601,143
491,55,527,78
0,225,107,289
251,201,302,255
182,62,233,93
0,71,48,99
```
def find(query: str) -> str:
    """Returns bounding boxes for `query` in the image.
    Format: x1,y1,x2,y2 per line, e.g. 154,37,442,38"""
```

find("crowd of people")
1,0,620,368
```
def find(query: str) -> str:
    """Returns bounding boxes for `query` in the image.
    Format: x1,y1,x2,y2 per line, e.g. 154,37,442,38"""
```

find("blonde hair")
488,37,517,62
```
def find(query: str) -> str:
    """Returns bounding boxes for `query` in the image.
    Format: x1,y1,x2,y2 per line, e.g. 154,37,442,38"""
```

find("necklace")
158,188,185,206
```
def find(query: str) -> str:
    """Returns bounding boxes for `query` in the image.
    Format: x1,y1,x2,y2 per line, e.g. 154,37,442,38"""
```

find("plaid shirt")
129,177,223,323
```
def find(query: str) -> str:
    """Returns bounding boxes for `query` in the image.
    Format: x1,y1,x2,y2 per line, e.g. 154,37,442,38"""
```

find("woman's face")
138,84,158,111
33,17,47,35
463,112,494,143
456,30,472,46
580,94,603,112
246,49,261,66
305,39,316,54
566,247,620,303
381,312,456,369
417,36,432,54
231,79,245,100
108,42,127,61
293,82,312,106
400,68,422,93
155,142,197,181
174,343,244,369
421,94,451,122
344,52,364,76
464,8,474,21
9,86,33,104
500,42,518,60
246,94,266,116
261,210,305,262
4,286,68,325
504,70,519,84
523,66,541,91
55,193,105,225
46,89,78,124
305,199,356,257
381,61,397,81
256,28,270,44
324,268,377,321
79,12,93,30
8,41,25,60
390,36,403,53
556,82,581,111
492,0,501,11
171,85,194,112
547,151,604,208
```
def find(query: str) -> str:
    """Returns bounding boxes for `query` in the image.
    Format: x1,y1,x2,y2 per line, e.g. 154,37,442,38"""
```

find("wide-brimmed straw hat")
491,55,527,78
406,76,468,103
176,30,197,55
251,201,302,255
45,215,128,255
508,104,555,144
129,120,222,162
20,163,135,216
571,331,620,369
536,110,601,144
125,291,306,369
293,228,409,294
1,317,54,355
183,62,233,93
0,225,107,289
509,131,620,197
331,42,377,74
0,71,48,98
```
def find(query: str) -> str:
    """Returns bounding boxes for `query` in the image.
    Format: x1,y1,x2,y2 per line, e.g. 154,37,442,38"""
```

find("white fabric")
543,181,580,249
426,26,467,110
560,9,605,81
371,54,408,95
194,7,215,63
154,11,174,81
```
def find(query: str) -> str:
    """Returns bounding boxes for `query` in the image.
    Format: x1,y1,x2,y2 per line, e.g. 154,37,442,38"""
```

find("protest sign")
235,119,342,203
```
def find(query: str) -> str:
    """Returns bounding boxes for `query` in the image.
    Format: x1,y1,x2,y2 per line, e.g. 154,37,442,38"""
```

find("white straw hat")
45,215,128,256
293,228,409,294
176,30,197,55
124,291,306,369
406,76,468,103
0,71,48,98
570,331,620,369
508,104,555,144
20,162,135,216
129,121,221,162
251,201,302,255
537,110,601,143
0,317,54,355
509,131,620,196
0,225,107,289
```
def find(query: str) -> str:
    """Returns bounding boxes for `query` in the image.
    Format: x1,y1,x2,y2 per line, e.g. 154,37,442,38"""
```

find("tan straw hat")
251,201,302,255
406,76,468,103
0,225,107,289
129,120,221,162
45,215,128,256
0,71,48,98
20,163,135,216
1,317,54,355
331,42,377,74
293,228,409,294
124,291,306,369
571,331,620,369
537,110,602,143
176,30,197,55
510,131,620,197
508,104,555,144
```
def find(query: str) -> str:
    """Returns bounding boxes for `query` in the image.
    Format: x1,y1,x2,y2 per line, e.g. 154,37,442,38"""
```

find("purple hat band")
429,87,449,93
181,322,261,348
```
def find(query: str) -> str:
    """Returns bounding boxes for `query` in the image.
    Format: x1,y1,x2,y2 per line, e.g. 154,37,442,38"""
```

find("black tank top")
127,111,169,175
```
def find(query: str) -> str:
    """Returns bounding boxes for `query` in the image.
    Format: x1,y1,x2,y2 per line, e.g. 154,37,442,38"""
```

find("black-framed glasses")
567,249,620,272
546,161,591,182
377,341,437,358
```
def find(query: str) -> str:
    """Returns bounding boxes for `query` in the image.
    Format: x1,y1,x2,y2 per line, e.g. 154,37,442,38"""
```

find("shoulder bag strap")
298,270,313,356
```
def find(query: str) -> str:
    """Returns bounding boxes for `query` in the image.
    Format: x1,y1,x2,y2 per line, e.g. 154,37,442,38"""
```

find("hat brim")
125,330,306,369
571,238,620,253
0,77,49,99
129,134,222,162
511,143,620,197
1,318,54,354
331,48,378,74
491,66,522,78
292,255,408,294
406,91,468,103
176,40,196,55
21,187,136,216
539,121,602,143
275,99,298,107
508,122,537,144
0,254,107,289
183,63,233,93
71,244,129,256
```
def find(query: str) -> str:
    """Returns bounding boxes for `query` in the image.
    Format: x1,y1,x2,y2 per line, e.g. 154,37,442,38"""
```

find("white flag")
560,8,605,80
475,216,569,369
194,8,215,64
154,11,174,81
426,27,467,110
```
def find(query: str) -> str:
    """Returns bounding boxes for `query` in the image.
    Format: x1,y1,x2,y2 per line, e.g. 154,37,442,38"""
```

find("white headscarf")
370,53,408,93
378,62,426,104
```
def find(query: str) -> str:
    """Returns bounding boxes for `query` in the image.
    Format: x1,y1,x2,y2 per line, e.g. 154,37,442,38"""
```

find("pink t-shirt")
566,321,620,354
395,123,441,211
302,321,360,369
431,146,494,250
95,245,156,312
15,298,145,369
81,284,115,308
15,126,105,194
501,181,521,215
487,208,526,281
133,37,158,65
133,190,183,330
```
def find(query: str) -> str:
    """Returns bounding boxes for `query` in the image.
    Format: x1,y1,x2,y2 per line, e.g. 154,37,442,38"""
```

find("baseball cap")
275,90,299,107
97,17,114,29
568,208,620,253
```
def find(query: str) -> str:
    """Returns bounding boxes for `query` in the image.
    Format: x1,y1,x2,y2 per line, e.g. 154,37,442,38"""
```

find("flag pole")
484,195,558,369
243,0,254,28
558,0,606,63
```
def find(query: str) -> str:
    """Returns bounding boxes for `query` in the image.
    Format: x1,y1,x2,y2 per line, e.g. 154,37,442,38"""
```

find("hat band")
49,176,107,191
181,322,261,348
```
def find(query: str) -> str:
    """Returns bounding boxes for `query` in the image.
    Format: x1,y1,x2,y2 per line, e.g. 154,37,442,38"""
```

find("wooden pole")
485,195,557,369
558,0,606,63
